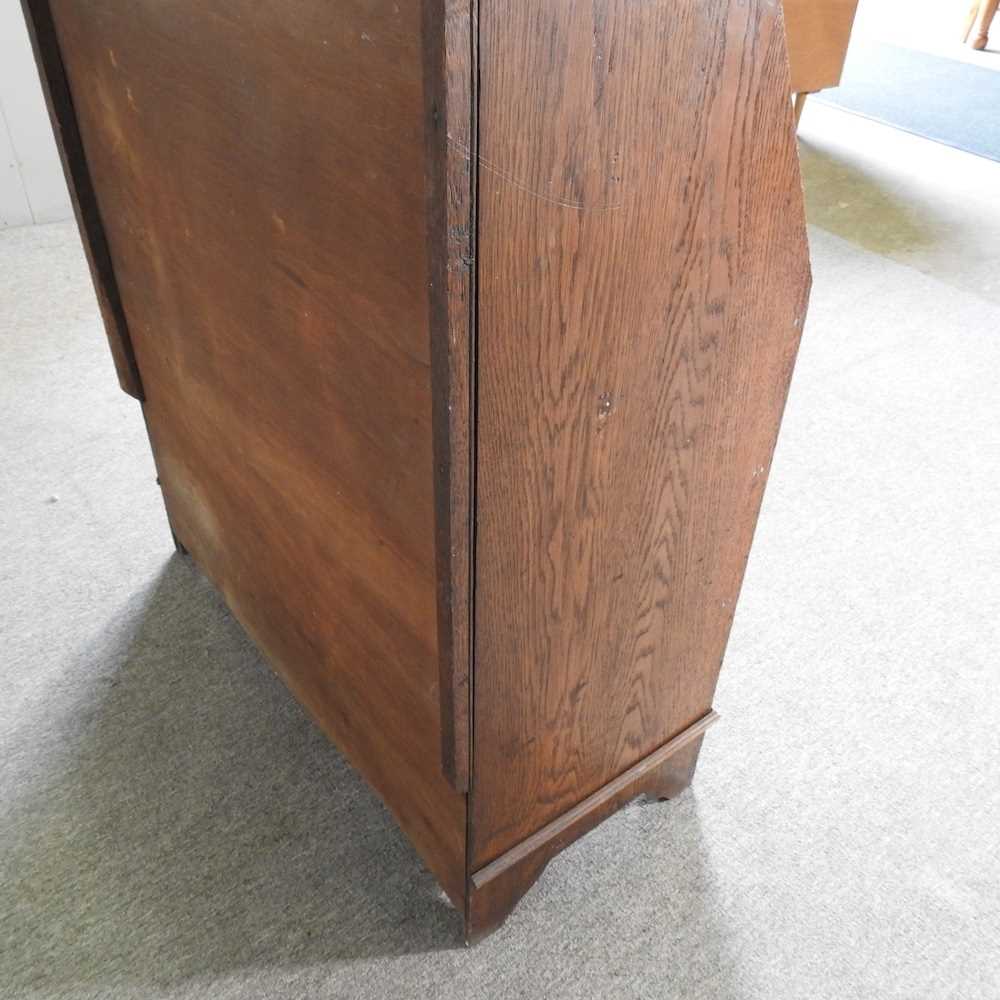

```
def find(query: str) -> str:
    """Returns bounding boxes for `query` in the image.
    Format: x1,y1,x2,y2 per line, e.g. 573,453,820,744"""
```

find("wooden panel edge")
471,710,720,888
20,0,144,400
427,0,478,793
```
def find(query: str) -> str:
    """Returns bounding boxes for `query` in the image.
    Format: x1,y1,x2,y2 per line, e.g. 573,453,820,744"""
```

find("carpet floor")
2,114,999,998
817,41,1000,162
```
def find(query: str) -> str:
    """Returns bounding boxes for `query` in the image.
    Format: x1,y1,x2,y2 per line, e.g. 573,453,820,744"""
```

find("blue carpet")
816,40,1000,162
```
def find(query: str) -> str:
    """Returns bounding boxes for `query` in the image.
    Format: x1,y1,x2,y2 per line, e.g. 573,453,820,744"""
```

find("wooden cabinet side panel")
46,0,467,903
471,0,810,867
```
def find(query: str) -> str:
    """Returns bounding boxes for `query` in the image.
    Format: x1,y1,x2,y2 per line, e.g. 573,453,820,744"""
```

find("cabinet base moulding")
464,711,719,943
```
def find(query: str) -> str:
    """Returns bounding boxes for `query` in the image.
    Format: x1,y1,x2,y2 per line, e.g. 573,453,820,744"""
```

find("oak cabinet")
25,0,810,942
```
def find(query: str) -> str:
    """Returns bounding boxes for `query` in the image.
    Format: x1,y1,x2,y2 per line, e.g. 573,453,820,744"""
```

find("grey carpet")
817,41,1000,162
3,190,1000,994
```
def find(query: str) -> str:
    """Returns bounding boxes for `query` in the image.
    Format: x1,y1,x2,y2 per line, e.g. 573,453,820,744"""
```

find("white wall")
0,1,72,228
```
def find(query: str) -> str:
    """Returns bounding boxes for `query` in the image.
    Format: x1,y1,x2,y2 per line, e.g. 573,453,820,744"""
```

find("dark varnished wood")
28,0,809,942
431,0,479,793
465,713,718,942
43,0,467,906
470,0,810,868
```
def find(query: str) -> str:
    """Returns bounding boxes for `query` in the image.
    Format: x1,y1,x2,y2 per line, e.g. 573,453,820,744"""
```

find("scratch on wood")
447,137,621,212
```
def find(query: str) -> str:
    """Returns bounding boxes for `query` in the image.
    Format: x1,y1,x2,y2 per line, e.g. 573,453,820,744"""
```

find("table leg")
793,91,811,127
963,0,981,42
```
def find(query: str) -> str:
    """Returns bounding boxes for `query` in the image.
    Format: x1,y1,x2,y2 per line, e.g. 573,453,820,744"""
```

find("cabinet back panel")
46,0,467,901
471,0,810,867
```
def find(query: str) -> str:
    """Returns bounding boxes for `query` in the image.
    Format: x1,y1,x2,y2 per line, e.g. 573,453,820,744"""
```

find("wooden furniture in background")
964,0,998,49
24,0,810,942
784,0,862,123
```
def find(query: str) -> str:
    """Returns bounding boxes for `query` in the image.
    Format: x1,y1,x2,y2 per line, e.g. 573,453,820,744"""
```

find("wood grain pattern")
472,712,718,888
470,0,810,867
46,0,468,905
465,715,716,942
20,0,143,399
431,0,479,793
29,0,813,941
